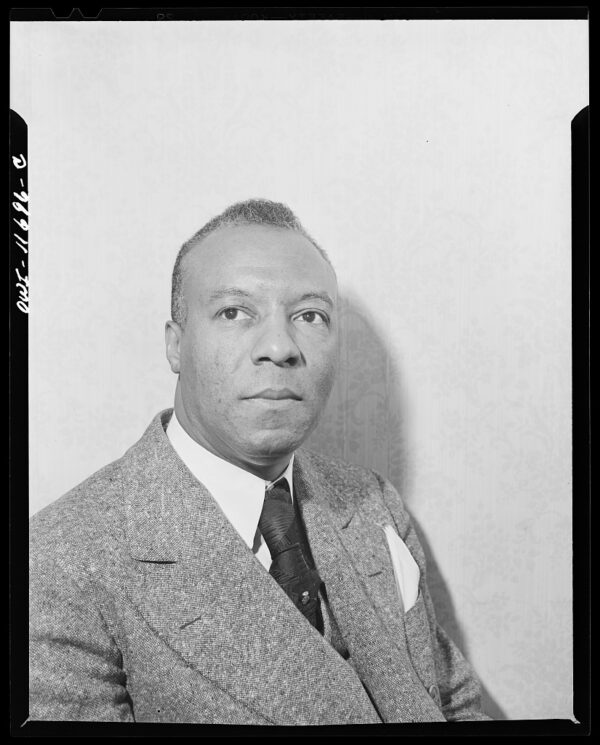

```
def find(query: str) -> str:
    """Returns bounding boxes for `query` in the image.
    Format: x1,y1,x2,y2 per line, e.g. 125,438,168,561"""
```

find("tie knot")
266,476,291,500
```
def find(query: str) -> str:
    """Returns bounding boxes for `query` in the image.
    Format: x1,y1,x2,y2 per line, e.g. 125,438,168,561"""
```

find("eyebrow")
207,288,335,307
208,288,253,302
295,292,335,308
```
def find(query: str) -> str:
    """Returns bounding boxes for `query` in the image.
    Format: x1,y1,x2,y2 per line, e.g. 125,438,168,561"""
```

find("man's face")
165,224,339,475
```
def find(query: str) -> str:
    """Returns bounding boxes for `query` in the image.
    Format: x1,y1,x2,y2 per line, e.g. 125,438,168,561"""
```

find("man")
29,199,490,724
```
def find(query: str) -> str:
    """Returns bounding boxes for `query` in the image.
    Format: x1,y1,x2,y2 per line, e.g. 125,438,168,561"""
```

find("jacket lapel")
294,451,446,723
124,412,380,725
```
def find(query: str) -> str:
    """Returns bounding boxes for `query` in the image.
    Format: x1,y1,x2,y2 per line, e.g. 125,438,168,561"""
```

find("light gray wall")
13,19,586,720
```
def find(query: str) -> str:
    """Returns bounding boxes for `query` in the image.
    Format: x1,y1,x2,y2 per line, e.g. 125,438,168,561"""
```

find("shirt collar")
166,411,295,550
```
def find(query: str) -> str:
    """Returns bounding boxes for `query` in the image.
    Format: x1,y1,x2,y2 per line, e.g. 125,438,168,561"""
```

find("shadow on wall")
306,292,506,720
412,515,506,720
306,292,414,498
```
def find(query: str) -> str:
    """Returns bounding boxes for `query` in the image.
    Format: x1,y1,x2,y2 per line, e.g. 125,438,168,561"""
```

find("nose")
250,316,302,367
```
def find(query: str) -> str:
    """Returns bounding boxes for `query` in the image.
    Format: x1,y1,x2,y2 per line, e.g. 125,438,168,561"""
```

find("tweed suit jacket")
29,409,489,724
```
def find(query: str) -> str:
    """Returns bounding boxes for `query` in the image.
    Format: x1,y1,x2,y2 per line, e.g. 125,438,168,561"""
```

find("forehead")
182,224,337,300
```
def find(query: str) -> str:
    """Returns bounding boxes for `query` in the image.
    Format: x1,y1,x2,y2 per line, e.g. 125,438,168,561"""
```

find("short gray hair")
171,198,332,327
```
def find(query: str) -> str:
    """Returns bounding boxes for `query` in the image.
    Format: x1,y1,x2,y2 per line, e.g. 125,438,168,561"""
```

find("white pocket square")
383,524,420,613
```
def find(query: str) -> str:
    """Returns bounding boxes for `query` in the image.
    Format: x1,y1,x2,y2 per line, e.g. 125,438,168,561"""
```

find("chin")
242,427,310,461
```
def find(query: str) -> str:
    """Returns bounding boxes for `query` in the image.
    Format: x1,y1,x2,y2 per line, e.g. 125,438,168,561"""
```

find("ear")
165,320,182,374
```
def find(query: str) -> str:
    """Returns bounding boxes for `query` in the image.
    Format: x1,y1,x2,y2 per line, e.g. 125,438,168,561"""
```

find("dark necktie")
258,477,323,632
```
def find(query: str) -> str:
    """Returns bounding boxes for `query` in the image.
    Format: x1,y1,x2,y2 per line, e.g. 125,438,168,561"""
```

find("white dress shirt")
166,411,420,611
166,411,294,570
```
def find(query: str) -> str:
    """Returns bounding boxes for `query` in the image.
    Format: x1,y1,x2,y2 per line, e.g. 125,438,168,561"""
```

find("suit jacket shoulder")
29,412,158,581
296,447,413,540
296,447,381,504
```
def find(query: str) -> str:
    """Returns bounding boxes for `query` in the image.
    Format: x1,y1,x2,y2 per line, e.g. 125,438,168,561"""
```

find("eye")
217,307,252,321
294,310,328,326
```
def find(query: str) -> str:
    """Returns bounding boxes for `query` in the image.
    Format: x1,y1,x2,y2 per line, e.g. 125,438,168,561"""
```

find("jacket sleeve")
377,474,492,721
29,531,134,722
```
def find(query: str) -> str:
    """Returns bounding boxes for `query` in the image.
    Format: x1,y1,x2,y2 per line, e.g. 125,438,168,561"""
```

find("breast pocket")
402,590,438,696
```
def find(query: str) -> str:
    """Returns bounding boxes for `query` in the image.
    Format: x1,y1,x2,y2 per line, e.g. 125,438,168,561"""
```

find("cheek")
312,345,338,389
316,367,336,401
181,335,239,397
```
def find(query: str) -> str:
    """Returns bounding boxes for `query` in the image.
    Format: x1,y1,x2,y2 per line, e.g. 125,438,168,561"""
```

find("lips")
245,388,302,401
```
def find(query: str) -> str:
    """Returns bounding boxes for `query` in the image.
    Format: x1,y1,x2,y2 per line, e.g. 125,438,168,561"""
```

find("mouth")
244,388,303,401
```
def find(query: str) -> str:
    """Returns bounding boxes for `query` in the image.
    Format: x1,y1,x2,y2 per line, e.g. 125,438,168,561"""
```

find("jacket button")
428,684,440,703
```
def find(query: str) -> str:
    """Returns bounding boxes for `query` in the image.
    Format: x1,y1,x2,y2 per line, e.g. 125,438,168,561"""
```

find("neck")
173,395,292,482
